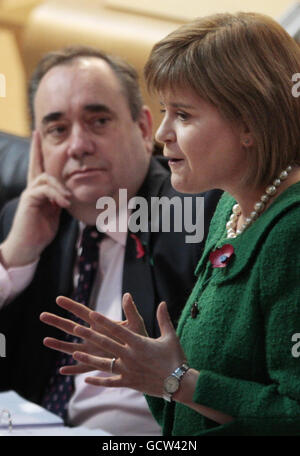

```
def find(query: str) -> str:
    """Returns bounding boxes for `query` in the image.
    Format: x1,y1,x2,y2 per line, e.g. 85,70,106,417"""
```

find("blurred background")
0,0,300,138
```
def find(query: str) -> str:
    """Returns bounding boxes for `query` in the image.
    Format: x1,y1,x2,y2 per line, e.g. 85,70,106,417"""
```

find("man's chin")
67,197,101,225
70,187,113,204
66,191,107,217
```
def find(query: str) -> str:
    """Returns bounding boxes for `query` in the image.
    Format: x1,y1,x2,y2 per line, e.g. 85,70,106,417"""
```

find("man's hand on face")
0,131,72,268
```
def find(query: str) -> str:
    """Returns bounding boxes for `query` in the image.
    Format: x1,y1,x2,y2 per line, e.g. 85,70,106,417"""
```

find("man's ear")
137,106,153,155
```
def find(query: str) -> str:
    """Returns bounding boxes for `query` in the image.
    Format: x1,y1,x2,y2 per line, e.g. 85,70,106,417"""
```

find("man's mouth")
67,167,104,179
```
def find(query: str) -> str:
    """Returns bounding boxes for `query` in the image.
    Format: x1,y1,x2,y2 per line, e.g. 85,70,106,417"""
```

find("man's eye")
47,126,67,136
93,117,111,127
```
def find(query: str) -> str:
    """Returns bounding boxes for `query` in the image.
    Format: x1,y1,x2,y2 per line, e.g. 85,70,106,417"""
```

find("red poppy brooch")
191,244,234,319
130,234,146,259
209,244,234,268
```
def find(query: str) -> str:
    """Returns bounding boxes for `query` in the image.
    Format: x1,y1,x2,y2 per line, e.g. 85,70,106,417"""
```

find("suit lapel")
122,158,169,336
122,232,156,335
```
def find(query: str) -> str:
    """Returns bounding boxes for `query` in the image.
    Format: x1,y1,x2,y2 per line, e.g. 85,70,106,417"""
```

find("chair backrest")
0,131,29,211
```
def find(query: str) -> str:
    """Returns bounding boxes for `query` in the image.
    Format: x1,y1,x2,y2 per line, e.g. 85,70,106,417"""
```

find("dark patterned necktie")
41,226,104,421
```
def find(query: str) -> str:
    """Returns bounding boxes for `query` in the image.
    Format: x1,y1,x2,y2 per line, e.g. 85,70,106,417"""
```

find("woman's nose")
155,117,176,144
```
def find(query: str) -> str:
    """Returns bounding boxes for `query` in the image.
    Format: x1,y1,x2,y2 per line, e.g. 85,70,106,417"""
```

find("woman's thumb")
157,301,174,337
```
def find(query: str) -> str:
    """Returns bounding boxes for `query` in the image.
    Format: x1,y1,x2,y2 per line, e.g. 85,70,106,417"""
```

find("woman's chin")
170,175,202,194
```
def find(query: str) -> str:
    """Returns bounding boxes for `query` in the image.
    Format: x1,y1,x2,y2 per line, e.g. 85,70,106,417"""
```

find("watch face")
164,375,179,394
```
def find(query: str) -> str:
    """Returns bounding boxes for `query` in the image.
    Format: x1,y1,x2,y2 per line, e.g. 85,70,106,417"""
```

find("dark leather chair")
0,131,30,211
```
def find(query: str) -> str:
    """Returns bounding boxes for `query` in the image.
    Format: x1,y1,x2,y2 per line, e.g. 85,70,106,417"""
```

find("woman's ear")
242,137,253,147
240,121,254,147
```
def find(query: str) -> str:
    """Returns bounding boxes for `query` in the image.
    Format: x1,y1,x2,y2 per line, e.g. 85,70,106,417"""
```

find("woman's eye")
176,111,190,121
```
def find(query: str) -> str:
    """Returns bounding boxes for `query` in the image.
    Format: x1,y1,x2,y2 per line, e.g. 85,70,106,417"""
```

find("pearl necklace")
226,165,293,238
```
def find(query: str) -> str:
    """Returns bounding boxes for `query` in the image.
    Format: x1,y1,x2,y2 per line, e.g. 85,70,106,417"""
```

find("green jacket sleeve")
192,217,300,435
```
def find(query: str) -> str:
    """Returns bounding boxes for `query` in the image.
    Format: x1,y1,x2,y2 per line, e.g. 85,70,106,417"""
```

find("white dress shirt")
0,223,161,436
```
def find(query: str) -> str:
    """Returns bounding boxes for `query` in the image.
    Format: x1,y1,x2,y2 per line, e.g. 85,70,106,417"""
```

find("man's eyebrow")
42,112,63,125
84,104,114,114
41,104,114,125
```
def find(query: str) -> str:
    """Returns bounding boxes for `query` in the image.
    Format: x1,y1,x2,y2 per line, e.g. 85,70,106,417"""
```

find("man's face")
34,57,152,218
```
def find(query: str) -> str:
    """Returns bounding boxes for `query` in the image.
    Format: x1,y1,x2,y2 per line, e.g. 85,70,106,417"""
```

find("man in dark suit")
0,47,220,435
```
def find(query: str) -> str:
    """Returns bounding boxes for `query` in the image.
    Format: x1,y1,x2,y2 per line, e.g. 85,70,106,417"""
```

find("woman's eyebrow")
160,101,196,109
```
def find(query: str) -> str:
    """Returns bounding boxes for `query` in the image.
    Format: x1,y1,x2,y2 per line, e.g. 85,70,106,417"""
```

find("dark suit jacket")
0,156,221,405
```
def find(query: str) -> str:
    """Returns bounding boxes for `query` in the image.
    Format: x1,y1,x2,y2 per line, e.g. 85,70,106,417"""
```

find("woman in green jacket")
42,12,300,435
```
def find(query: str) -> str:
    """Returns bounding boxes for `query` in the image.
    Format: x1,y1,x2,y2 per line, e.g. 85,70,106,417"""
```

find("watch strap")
163,362,190,402
173,363,190,380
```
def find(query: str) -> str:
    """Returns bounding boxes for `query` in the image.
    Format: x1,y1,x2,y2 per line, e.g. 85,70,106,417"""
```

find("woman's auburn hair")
144,12,300,187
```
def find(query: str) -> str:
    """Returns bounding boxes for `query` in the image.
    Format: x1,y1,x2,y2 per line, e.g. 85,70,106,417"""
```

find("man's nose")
155,117,176,145
67,125,94,159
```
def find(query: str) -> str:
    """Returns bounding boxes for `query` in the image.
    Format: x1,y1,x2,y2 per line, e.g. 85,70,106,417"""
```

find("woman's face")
155,87,249,195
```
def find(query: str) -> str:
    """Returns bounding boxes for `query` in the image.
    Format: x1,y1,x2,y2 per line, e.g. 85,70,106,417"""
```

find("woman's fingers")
122,293,137,320
56,296,92,324
73,351,115,373
42,339,104,375
73,325,126,358
43,337,82,354
84,375,122,388
40,312,78,335
41,297,106,339
121,293,148,336
156,301,175,337
60,363,97,375
89,310,141,347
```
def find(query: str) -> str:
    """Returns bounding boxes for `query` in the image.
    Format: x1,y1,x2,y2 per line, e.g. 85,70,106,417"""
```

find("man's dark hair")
28,45,144,128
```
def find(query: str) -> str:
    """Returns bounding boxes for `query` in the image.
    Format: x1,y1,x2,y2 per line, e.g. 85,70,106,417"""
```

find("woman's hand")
41,294,233,424
70,297,187,398
40,293,150,376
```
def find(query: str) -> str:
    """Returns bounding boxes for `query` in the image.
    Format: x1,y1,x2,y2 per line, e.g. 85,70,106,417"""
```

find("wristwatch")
163,363,190,402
